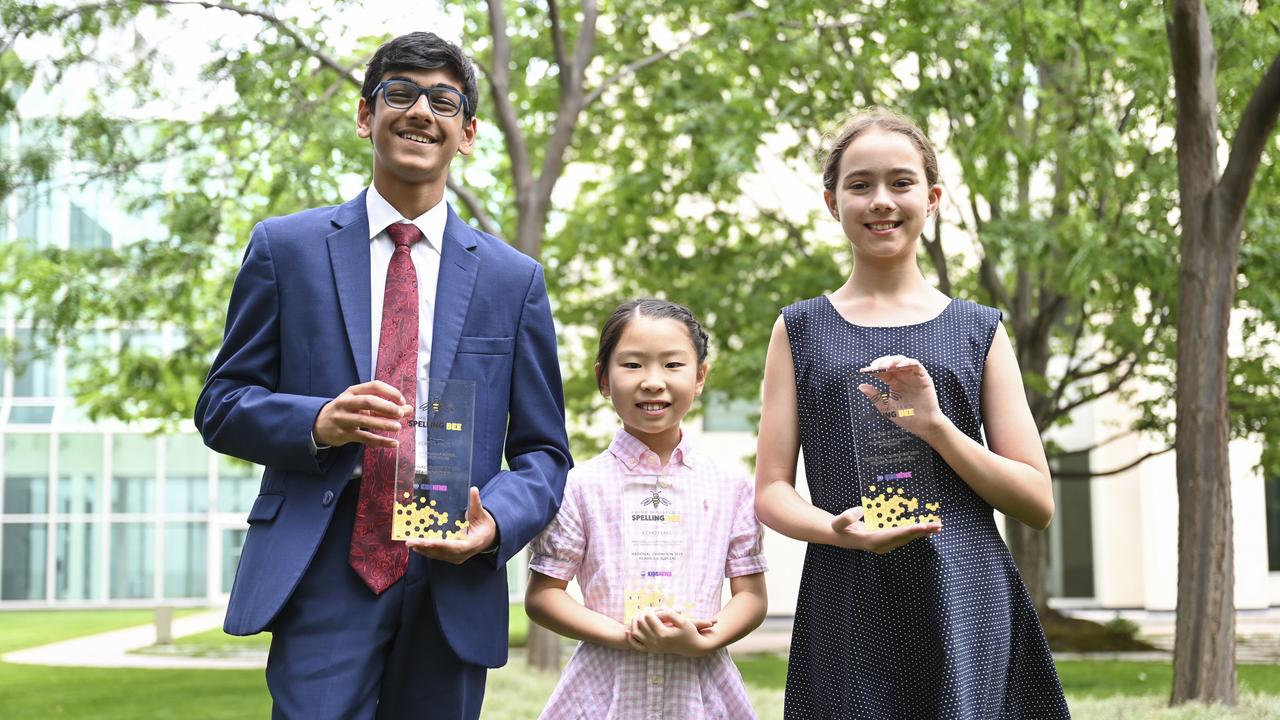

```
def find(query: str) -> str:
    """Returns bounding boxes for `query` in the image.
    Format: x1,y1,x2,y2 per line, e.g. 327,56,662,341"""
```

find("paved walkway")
6,606,1280,669
2,609,259,670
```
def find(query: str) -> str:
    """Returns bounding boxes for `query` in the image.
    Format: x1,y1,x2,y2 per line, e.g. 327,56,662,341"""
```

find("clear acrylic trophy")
848,371,942,531
620,474,694,623
392,379,475,541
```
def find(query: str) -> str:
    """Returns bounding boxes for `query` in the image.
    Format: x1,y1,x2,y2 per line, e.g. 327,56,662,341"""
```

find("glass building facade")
0,115,261,605
0,116,528,607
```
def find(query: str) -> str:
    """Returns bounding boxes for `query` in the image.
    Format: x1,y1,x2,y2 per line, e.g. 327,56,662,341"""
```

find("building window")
218,455,258,515
1047,450,1095,598
2,523,47,600
12,329,56,398
14,185,53,247
56,521,101,600
4,434,50,514
165,435,209,514
703,391,758,433
69,202,112,249
111,434,156,513
58,433,102,514
1266,476,1280,573
109,522,153,599
221,528,246,595
163,522,206,598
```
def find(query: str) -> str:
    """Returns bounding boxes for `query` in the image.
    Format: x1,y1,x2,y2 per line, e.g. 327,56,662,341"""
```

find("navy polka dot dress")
781,296,1069,719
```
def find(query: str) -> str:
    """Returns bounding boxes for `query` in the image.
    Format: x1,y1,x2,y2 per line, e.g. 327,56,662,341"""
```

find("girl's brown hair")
822,108,939,194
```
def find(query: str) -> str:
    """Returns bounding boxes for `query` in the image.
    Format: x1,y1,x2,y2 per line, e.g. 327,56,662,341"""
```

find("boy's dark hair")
362,32,479,121
822,108,939,194
594,298,710,392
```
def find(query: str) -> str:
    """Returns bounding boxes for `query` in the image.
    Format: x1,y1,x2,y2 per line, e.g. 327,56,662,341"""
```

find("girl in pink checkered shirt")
526,298,769,719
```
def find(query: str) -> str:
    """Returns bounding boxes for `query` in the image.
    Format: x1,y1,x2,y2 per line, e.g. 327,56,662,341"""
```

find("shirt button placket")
646,655,664,719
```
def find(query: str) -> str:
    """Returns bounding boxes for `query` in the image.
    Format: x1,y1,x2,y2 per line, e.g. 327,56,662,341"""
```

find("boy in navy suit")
196,32,571,719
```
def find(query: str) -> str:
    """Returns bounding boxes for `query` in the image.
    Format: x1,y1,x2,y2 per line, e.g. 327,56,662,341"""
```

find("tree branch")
1052,354,1142,420
755,204,813,259
1046,304,1089,410
922,210,952,295
159,0,354,80
547,0,571,95
5,1,355,81
485,0,534,195
447,177,500,237
535,0,598,210
1168,0,1221,199
1055,445,1174,479
583,10,755,107
1216,51,1280,230
1049,428,1139,457
975,223,1014,313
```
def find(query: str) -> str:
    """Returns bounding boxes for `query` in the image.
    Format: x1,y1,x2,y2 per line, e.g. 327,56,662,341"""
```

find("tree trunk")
1167,0,1237,704
1009,327,1053,617
1006,521,1048,614
1169,203,1238,704
527,619,563,672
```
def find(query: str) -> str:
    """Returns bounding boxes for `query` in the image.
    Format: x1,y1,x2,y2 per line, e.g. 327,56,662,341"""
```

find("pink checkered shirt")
529,428,768,720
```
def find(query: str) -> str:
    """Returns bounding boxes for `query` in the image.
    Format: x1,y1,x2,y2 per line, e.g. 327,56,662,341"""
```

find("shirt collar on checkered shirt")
608,427,697,473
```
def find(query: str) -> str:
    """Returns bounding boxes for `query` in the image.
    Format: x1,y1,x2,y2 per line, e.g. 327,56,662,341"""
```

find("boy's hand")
625,609,717,657
406,487,498,564
313,380,413,448
831,505,941,554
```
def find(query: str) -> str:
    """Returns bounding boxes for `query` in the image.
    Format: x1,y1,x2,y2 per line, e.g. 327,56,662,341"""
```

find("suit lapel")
431,206,479,381
327,192,373,382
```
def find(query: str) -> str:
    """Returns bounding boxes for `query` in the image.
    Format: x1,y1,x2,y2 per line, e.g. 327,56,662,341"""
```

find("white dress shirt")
366,184,446,471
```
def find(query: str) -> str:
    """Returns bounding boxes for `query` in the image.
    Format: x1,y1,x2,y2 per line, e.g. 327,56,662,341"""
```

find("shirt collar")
608,427,696,472
365,182,447,251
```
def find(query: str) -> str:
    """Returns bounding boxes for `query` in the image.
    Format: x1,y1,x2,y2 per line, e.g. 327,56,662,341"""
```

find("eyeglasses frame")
373,80,469,118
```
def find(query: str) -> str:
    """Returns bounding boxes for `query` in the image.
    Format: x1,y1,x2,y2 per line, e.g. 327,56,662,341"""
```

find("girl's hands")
626,609,717,657
831,505,940,554
857,355,948,441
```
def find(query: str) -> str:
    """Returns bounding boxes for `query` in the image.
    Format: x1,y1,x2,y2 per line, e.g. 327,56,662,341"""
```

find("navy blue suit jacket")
195,191,571,668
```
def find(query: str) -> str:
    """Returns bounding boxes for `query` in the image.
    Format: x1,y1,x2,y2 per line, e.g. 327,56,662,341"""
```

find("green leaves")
0,0,1275,468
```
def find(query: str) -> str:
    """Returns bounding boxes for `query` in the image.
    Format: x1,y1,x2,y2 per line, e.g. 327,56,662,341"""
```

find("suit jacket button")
322,490,335,506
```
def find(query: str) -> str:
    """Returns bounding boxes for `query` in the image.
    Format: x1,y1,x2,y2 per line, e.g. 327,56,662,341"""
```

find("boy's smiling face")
356,67,476,197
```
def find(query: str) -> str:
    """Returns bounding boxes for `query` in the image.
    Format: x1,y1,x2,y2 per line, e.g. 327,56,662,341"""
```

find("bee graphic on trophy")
866,384,915,419
640,488,672,509
865,384,901,407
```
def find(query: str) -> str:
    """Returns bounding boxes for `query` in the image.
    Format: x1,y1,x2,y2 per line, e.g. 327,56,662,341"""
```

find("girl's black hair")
594,298,709,391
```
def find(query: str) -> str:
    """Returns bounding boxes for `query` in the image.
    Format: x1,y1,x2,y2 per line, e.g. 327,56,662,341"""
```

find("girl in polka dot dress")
527,299,769,719
755,109,1070,718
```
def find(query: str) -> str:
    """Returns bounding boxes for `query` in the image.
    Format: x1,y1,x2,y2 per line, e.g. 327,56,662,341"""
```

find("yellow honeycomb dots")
623,586,694,623
391,498,470,541
860,490,943,530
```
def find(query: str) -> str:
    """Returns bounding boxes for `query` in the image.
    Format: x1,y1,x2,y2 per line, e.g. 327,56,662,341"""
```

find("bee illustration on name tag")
641,488,672,508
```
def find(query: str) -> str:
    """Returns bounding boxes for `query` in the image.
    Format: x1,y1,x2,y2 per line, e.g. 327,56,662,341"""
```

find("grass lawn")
3,609,1279,718
0,608,266,719
129,604,530,657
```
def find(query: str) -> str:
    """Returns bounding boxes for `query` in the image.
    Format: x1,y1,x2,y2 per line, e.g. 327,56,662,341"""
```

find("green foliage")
1102,617,1142,642
0,0,1277,475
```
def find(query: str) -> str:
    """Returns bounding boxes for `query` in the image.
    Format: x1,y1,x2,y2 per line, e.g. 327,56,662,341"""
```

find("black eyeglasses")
374,80,468,117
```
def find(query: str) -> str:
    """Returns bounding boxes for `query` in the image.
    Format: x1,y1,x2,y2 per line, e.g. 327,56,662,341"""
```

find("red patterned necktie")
349,222,422,594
